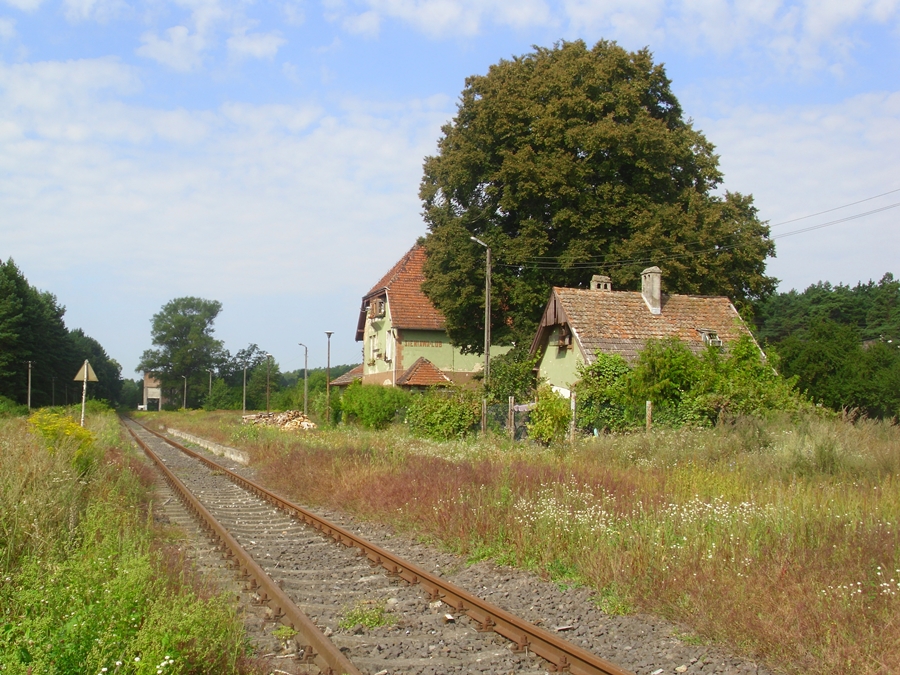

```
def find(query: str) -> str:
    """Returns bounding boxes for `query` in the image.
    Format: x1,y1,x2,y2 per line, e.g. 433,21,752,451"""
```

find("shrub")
485,346,541,403
407,387,480,440
340,382,411,429
527,385,571,445
0,395,27,416
27,408,100,474
575,353,631,432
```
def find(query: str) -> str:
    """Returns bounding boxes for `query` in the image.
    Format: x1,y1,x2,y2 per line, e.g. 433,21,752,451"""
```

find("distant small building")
142,372,163,410
354,243,508,387
529,267,754,397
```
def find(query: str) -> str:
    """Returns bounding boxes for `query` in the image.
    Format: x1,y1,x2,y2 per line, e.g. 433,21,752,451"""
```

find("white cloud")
0,0,43,10
0,16,15,39
342,8,379,35
226,27,286,59
702,90,900,290
137,25,206,71
63,0,126,22
0,56,450,373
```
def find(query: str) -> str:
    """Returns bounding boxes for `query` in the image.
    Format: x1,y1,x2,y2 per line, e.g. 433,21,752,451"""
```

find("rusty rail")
131,418,635,675
125,422,360,675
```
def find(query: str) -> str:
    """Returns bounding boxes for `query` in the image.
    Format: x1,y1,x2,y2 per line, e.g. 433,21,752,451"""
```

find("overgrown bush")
527,385,571,445
485,346,541,403
576,335,806,431
407,387,480,440
340,382,411,429
27,408,100,474
575,353,631,432
0,395,27,416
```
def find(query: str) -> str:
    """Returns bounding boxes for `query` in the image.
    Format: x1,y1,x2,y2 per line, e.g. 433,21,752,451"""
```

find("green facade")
536,326,585,395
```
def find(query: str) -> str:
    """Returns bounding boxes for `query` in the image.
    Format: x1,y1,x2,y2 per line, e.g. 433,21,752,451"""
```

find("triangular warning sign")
74,360,99,382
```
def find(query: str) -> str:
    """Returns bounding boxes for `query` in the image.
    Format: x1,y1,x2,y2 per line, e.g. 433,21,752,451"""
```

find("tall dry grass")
153,410,900,675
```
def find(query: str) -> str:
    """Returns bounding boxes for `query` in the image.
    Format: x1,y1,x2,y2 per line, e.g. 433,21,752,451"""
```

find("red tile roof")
531,287,752,363
396,357,451,387
330,364,363,387
356,244,446,340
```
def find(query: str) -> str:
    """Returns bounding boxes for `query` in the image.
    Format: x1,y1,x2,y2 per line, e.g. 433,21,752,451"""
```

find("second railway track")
125,418,634,675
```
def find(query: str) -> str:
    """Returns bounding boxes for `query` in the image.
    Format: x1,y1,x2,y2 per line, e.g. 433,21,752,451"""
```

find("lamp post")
181,375,187,410
242,364,247,416
470,237,491,386
265,353,273,413
298,342,308,416
325,331,333,425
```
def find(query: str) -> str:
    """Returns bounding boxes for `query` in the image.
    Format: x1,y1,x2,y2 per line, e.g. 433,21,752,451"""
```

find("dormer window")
699,329,723,348
369,298,386,319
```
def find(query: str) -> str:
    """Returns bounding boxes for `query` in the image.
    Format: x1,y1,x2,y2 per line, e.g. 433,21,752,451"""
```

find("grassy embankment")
156,410,900,675
0,407,257,674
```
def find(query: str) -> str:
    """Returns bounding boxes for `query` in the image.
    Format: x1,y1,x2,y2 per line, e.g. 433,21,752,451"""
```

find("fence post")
481,398,487,435
570,391,576,444
508,396,515,441
646,400,652,432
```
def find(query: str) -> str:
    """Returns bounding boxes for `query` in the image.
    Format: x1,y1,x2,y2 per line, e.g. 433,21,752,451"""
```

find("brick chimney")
641,266,662,315
590,275,611,291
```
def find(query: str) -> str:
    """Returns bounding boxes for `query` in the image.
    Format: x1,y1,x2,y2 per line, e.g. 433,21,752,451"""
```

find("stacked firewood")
241,410,317,431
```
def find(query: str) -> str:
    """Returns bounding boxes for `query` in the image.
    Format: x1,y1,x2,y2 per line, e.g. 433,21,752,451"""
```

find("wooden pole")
646,400,652,432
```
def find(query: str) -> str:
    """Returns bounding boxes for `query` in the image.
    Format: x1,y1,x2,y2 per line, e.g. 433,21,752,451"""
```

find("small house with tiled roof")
355,243,508,387
530,267,754,396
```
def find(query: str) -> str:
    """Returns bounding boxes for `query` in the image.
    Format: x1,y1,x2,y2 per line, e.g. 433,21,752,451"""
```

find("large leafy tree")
137,297,226,408
420,40,776,351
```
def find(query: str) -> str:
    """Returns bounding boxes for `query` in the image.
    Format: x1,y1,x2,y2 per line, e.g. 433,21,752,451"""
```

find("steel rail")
125,422,360,675
131,418,635,675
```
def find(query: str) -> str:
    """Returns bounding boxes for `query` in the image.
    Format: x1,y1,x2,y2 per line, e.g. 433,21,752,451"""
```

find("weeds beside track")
149,410,900,675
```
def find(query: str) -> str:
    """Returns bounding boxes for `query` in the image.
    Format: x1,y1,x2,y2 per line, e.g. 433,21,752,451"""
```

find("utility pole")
181,375,187,410
325,331,334,424
242,365,247,416
298,343,308,416
469,238,492,387
26,361,33,410
207,368,213,400
265,354,273,413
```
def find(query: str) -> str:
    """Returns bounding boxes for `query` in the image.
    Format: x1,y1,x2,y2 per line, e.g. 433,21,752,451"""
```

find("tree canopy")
0,258,122,407
420,39,775,351
137,297,226,408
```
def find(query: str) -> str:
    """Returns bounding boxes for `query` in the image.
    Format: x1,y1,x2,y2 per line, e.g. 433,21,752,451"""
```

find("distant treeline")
755,273,900,418
0,259,124,407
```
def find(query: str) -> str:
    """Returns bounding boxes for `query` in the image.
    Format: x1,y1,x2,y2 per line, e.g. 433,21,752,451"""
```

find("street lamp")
325,332,334,424
181,375,187,410
470,236,491,386
265,353,273,413
242,364,248,416
298,342,308,416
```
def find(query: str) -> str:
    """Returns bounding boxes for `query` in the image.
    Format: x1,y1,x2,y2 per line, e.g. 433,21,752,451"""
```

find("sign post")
73,360,99,427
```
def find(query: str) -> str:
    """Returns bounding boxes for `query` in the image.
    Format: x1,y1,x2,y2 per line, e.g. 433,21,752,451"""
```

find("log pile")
241,410,317,431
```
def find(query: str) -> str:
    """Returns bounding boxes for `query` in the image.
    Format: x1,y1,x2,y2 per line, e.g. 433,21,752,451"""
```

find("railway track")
125,417,635,675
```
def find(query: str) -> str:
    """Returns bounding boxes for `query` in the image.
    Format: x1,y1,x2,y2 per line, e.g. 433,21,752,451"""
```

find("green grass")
0,409,257,674
338,600,396,630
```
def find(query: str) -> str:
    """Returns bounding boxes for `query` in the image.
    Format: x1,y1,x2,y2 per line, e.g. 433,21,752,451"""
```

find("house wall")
360,302,511,386
536,326,584,397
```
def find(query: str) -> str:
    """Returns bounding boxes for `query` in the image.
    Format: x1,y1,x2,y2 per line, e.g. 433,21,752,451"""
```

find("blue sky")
2,0,899,375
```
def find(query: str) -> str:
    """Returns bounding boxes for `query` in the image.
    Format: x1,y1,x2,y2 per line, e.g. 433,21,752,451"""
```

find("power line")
496,200,900,272
768,186,900,229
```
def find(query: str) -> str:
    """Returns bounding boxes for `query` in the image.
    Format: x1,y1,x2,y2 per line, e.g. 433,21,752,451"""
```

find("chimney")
641,266,662,315
590,274,612,291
